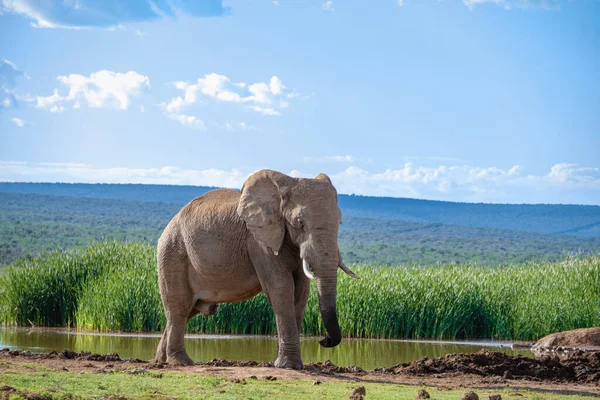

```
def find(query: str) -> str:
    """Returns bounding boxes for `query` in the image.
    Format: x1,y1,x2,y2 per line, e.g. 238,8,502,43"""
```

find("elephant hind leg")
157,246,196,366
156,330,168,363
164,313,195,366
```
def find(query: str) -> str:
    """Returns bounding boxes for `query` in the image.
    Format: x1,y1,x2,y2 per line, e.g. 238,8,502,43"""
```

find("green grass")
1,241,599,341
0,361,592,400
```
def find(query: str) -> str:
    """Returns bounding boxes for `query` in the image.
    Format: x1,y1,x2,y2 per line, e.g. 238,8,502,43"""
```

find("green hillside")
2,182,598,237
1,191,599,266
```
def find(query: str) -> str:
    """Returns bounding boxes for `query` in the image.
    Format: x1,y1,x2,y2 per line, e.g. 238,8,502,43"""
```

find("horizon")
2,179,599,207
1,0,599,205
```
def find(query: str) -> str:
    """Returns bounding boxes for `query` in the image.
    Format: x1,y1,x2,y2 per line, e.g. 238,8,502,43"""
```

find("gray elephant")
155,169,359,369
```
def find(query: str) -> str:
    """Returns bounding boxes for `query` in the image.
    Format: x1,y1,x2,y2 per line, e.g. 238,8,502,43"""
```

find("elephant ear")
237,170,296,255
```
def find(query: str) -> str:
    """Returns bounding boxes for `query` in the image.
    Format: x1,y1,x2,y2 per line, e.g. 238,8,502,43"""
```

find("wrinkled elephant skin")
155,169,358,369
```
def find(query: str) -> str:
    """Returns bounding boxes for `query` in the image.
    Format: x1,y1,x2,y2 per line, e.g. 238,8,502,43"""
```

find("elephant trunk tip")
319,334,342,348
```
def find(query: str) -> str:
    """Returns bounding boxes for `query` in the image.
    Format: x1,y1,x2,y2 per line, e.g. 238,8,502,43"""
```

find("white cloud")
223,121,260,132
463,0,561,9
326,162,600,203
302,155,374,164
322,1,334,12
0,161,247,188
0,0,231,29
10,117,25,127
2,160,597,204
1,59,27,110
547,163,600,184
135,29,148,37
247,105,281,116
36,70,150,111
160,72,295,126
398,0,405,6
269,76,285,95
165,112,205,129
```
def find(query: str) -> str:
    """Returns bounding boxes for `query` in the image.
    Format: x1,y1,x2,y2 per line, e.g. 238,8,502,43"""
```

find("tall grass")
1,242,598,340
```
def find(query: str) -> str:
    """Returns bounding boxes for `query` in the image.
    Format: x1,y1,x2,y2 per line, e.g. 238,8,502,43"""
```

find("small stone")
349,386,366,400
313,381,322,385
352,386,366,396
487,395,502,400
264,375,277,381
461,391,479,400
416,389,430,398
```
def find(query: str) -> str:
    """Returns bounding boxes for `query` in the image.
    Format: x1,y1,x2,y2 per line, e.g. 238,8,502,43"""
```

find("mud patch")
1,348,599,384
196,358,273,368
0,348,145,363
304,360,366,375
382,349,600,383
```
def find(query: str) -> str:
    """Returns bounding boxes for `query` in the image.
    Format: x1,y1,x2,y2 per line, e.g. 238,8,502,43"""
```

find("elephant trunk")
316,275,342,348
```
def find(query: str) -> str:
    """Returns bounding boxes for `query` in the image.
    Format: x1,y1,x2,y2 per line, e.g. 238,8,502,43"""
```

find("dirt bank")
1,348,599,396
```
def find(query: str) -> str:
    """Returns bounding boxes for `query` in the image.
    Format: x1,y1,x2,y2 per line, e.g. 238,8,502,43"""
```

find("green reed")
1,242,598,341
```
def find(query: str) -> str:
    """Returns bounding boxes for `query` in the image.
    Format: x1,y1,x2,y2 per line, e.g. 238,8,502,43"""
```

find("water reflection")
0,328,532,370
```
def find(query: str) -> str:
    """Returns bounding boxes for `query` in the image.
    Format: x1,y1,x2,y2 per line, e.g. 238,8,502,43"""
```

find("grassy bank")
1,242,599,340
1,361,592,400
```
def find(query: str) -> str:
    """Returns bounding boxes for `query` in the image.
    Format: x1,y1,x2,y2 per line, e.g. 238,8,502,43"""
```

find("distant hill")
0,182,214,205
339,196,600,237
1,189,599,266
1,182,599,237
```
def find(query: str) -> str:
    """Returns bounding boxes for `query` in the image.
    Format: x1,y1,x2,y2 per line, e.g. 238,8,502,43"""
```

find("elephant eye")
296,217,304,228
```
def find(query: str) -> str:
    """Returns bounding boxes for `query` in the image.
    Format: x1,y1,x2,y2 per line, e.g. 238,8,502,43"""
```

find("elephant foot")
155,351,167,364
274,355,303,370
167,351,195,366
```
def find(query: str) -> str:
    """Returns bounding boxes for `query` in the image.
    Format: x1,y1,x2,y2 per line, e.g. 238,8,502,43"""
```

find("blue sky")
1,0,599,205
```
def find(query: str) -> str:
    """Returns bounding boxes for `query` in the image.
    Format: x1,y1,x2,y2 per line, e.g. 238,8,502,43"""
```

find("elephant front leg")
249,246,303,369
293,270,310,334
271,303,303,369
262,275,303,369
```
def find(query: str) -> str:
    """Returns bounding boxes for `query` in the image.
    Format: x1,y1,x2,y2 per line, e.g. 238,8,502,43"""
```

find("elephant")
155,169,359,369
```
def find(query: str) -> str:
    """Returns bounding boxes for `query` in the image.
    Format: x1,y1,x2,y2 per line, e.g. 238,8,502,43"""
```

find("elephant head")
237,169,359,348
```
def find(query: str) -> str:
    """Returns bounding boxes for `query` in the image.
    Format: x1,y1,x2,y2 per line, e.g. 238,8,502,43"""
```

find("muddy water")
0,328,532,370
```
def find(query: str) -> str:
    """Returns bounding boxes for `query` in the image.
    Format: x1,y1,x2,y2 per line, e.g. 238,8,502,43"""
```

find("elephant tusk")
339,262,360,279
302,259,315,280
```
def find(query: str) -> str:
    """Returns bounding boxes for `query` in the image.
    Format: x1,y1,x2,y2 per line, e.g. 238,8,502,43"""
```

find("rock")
59,349,77,359
349,386,366,400
487,395,502,400
313,381,322,385
416,389,430,398
533,327,600,350
461,391,479,400
352,386,366,396
264,376,277,381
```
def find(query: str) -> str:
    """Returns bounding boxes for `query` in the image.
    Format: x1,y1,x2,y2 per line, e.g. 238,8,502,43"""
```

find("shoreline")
0,348,598,399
